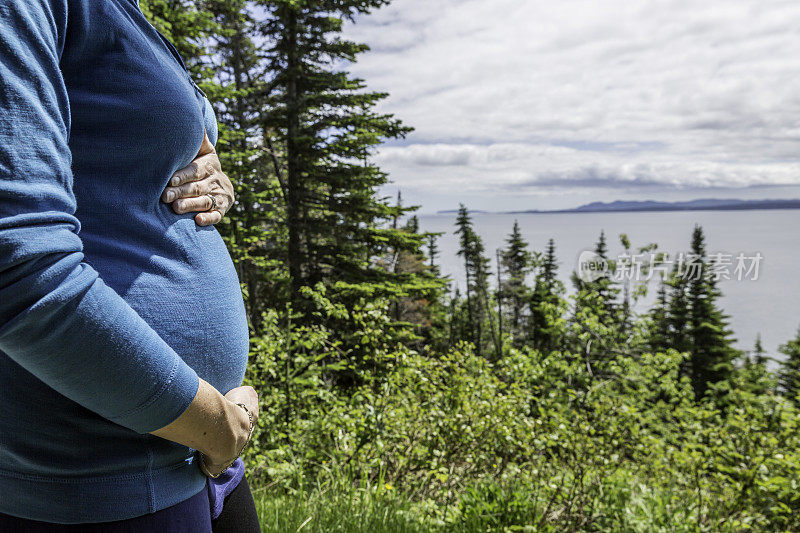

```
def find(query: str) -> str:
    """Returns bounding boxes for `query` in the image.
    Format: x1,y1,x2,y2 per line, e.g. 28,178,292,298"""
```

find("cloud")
373,142,800,195
343,0,800,210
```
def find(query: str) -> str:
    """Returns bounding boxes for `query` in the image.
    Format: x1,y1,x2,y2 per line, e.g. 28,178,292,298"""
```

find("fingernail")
165,190,175,202
171,176,181,186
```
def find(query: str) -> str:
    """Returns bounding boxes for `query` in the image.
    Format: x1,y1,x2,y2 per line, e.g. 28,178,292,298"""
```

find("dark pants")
0,476,260,533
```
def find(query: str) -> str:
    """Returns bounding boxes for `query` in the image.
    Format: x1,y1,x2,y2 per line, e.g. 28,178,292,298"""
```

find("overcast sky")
342,0,800,213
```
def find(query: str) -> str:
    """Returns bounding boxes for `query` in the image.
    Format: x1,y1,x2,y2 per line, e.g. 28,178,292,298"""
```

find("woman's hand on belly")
150,379,259,476
161,130,235,227
200,385,260,476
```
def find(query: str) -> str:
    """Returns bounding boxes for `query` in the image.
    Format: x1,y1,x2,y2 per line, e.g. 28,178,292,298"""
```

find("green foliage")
571,230,621,327
241,289,800,531
139,0,214,60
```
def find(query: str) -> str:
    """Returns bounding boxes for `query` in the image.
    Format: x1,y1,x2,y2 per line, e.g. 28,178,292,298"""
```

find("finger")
172,154,219,189
172,195,214,215
170,153,217,186
163,178,211,202
195,210,222,226
169,161,201,187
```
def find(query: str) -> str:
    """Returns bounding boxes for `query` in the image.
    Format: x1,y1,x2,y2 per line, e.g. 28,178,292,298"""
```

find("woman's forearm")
149,378,251,467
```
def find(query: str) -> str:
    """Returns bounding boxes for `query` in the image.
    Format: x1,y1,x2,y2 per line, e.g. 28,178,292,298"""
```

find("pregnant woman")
0,1,261,531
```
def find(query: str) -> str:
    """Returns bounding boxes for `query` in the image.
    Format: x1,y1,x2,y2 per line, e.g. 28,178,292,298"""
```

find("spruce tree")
592,231,613,309
425,232,442,275
500,221,533,345
752,334,767,366
778,328,800,403
569,231,624,369
454,205,498,357
683,225,739,397
455,206,478,352
260,0,420,312
529,238,564,353
735,333,774,396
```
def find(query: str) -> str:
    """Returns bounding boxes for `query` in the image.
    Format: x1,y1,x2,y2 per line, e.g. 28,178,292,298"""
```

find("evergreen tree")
646,252,692,356
569,230,624,369
665,264,691,354
617,233,638,333
425,232,442,275
736,333,774,396
675,225,740,397
454,205,498,357
260,0,421,313
752,334,767,366
687,225,739,396
645,227,739,399
592,230,615,312
529,238,564,353
455,206,477,353
499,221,533,345
778,328,800,403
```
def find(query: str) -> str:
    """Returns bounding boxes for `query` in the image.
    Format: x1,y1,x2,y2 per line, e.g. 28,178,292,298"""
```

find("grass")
249,475,766,533
252,481,430,533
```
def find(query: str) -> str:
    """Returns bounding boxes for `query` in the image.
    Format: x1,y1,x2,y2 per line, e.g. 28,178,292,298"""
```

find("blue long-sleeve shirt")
0,0,250,523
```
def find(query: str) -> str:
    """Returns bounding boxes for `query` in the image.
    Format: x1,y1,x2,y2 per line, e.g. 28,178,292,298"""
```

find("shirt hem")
0,458,207,524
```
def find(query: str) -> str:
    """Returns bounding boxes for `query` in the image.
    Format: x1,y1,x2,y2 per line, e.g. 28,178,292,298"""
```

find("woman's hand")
200,386,260,477
161,130,234,227
149,380,259,478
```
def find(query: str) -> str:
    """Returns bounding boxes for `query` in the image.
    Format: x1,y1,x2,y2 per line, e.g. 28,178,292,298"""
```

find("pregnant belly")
81,215,250,396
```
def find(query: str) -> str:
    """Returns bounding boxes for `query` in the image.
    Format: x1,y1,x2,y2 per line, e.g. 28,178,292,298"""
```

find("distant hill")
499,198,800,214
437,209,490,214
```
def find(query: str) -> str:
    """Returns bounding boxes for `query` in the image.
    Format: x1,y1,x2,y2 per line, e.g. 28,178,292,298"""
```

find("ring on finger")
205,193,218,212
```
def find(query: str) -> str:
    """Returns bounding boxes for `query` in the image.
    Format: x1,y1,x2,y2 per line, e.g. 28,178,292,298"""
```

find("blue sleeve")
0,0,199,433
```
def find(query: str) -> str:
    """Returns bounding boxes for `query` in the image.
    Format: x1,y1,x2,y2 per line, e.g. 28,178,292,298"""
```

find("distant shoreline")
435,198,800,215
